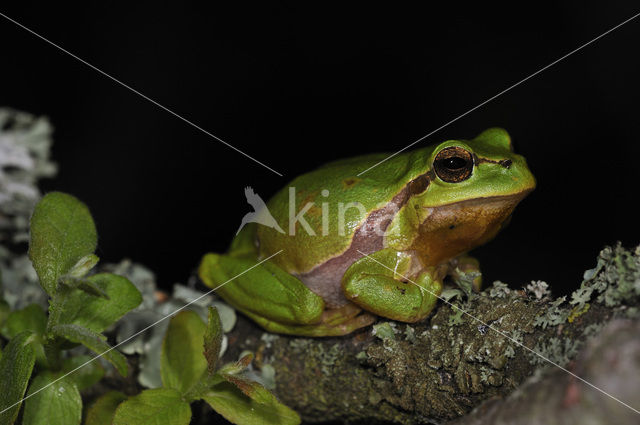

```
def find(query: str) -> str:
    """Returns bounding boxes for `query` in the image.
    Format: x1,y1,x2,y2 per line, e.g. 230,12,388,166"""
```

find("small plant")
0,192,142,425
90,307,300,425
0,191,300,425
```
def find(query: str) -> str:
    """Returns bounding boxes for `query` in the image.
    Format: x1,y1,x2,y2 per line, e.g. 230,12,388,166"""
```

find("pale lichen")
525,280,550,300
533,296,568,329
578,244,640,308
0,108,56,243
404,325,416,342
372,321,397,340
529,337,581,367
0,108,56,311
489,280,511,298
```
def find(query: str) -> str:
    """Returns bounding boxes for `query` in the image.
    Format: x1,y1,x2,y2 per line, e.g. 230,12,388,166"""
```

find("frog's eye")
433,146,474,183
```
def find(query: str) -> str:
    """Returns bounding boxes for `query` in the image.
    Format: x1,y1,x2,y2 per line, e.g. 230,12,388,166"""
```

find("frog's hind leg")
199,252,324,325
198,224,374,336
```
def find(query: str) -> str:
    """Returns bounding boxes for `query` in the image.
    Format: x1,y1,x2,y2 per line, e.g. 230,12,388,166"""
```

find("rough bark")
220,244,640,424
446,319,640,425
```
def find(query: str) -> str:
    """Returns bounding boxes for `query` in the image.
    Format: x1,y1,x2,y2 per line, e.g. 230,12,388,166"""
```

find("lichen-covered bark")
446,319,640,425
221,244,640,424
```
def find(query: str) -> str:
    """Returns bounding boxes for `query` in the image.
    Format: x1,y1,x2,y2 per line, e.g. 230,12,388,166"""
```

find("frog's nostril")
499,159,512,168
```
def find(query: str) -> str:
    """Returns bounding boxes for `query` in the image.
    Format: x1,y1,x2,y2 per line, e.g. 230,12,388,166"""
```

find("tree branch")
221,244,640,424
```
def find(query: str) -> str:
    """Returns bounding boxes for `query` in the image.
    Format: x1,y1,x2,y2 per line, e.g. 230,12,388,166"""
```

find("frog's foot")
450,255,482,292
342,248,443,323
320,302,362,325
243,304,375,337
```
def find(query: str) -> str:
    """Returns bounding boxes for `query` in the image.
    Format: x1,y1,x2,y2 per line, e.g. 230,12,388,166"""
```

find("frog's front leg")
342,248,444,322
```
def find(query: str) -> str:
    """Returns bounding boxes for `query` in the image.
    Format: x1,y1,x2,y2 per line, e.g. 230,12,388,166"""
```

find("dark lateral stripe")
296,168,434,306
406,170,433,197
473,154,512,168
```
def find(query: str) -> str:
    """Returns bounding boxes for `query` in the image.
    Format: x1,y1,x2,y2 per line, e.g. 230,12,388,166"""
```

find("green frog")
199,128,535,336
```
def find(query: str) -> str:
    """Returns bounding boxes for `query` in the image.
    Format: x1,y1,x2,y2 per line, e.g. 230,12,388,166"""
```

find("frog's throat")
407,190,533,267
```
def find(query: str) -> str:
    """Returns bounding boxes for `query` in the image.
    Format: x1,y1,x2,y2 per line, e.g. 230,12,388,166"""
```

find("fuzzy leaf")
0,332,36,425
1,304,47,339
203,381,300,425
22,372,82,425
61,355,104,391
161,310,207,394
84,390,127,425
217,353,253,376
56,273,141,333
60,276,109,299
221,373,272,403
203,307,223,374
50,324,128,376
67,254,99,278
28,192,97,296
112,388,191,425
1,305,47,367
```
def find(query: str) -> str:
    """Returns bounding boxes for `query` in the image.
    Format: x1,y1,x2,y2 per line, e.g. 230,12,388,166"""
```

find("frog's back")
257,148,433,273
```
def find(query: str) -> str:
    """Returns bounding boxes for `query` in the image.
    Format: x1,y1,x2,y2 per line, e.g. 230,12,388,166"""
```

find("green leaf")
112,388,191,425
28,192,97,296
217,352,253,376
0,332,36,425
61,355,104,391
22,372,82,425
1,304,47,339
220,372,272,404
203,381,300,425
84,391,127,425
161,310,207,394
67,254,99,279
203,307,223,374
50,324,128,376
60,277,109,299
57,273,142,333
1,305,48,367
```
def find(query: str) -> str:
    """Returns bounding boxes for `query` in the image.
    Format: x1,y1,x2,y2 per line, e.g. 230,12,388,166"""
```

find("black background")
2,3,639,296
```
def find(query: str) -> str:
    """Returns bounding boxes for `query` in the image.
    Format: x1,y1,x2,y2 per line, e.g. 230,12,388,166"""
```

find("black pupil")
443,156,467,170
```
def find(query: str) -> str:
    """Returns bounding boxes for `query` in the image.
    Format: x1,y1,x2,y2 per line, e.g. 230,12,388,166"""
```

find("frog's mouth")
411,190,533,266
424,189,533,213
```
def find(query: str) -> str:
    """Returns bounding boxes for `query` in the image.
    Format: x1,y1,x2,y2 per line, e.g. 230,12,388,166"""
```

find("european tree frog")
199,128,535,336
